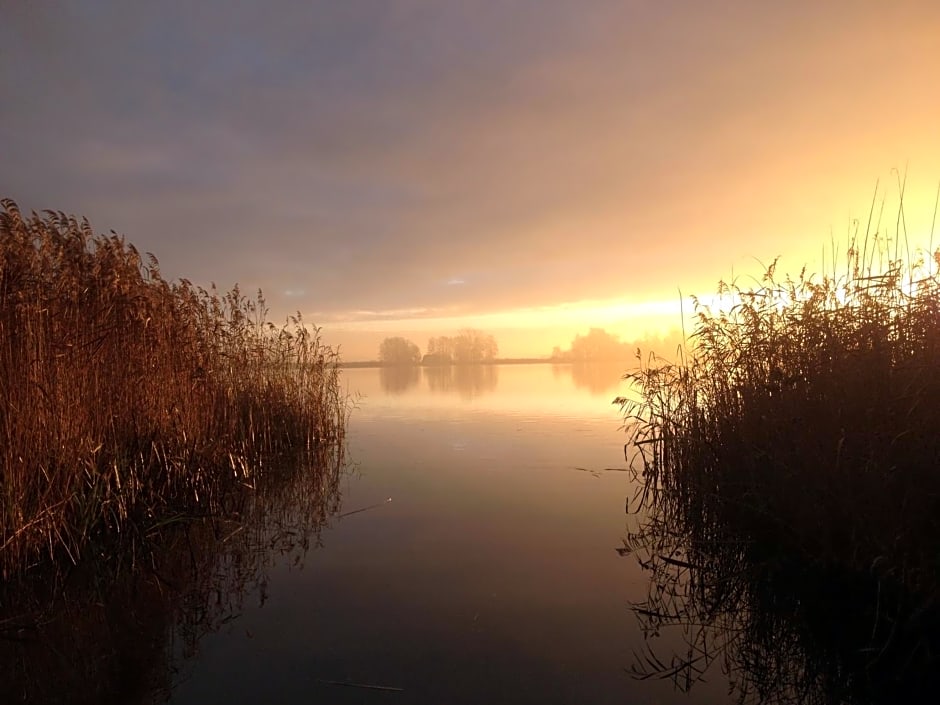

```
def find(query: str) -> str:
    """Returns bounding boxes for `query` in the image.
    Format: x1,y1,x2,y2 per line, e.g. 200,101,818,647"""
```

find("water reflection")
372,362,632,407
621,476,940,703
552,362,626,395
0,446,345,705
423,364,498,399
378,365,420,394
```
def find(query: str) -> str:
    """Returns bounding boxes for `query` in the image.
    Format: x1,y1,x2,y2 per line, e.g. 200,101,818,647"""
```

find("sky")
3,1,940,360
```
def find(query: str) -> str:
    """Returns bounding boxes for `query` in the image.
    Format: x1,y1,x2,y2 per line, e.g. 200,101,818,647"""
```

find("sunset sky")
3,1,940,360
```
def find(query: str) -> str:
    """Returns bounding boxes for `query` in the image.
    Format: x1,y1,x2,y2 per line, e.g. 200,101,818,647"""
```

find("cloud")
2,0,940,345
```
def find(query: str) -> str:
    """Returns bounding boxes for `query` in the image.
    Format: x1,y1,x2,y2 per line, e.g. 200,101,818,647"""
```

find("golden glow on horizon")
319,178,940,361
320,296,693,360
330,296,688,344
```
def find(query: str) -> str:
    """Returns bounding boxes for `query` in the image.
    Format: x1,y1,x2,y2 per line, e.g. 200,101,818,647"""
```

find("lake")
158,362,730,704
1,362,735,704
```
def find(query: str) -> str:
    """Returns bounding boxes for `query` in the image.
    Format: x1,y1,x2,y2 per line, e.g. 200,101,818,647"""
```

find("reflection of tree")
379,365,420,395
423,364,498,400
554,362,625,395
620,457,940,704
0,445,345,705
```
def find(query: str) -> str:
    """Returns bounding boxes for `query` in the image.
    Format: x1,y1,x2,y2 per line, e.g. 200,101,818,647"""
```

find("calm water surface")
165,363,728,704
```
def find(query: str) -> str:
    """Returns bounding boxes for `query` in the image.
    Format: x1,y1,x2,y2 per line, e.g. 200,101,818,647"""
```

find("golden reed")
0,199,347,579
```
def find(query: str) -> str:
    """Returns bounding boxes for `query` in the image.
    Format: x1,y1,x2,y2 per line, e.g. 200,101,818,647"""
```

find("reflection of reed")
423,364,498,400
379,365,421,395
0,444,345,705
621,490,940,704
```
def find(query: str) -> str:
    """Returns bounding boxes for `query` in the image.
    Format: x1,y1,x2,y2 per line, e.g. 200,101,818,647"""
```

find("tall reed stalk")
622,238,940,578
618,193,940,701
0,199,347,579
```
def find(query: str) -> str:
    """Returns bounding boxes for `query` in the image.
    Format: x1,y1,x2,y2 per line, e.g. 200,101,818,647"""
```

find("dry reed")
621,240,940,581
0,199,347,579
618,192,940,701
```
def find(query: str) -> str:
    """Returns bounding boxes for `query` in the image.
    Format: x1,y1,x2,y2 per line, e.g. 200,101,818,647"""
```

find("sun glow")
319,178,940,362
326,296,689,360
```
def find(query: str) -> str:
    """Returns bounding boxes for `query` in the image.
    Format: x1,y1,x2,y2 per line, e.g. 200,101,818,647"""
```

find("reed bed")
0,199,347,579
622,241,940,580
618,211,940,701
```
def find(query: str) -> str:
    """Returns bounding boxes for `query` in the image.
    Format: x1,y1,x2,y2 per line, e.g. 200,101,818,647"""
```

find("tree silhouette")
564,328,628,361
425,329,498,364
378,337,421,365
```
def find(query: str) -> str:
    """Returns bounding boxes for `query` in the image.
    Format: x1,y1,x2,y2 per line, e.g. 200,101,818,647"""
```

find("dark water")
160,363,727,704
10,362,934,704
1,362,738,704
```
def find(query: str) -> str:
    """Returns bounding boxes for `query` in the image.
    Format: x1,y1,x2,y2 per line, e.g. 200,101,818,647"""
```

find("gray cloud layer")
3,1,940,326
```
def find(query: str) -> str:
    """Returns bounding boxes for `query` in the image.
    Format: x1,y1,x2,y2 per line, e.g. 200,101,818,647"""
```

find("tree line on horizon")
377,326,684,366
550,327,685,363
378,329,499,365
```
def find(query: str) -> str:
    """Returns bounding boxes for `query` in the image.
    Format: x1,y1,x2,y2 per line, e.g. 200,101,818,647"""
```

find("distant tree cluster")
377,329,498,366
551,328,629,362
426,329,498,364
551,327,684,363
378,336,421,365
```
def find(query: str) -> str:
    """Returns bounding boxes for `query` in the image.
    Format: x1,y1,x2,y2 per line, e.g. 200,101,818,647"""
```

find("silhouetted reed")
0,199,347,579
619,208,940,702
